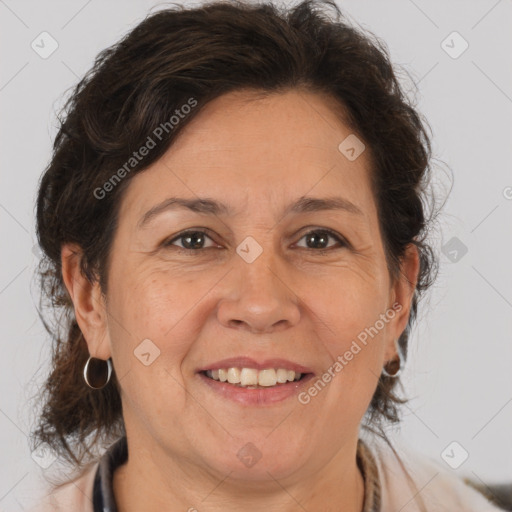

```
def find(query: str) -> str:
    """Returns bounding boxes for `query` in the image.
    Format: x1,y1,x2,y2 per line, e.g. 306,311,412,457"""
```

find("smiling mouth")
202,368,309,388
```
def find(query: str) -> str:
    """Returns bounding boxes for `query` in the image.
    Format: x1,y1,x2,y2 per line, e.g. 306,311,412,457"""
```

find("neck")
113,434,365,512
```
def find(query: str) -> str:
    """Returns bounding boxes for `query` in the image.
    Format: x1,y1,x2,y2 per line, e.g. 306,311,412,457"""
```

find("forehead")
119,89,376,221
168,88,358,161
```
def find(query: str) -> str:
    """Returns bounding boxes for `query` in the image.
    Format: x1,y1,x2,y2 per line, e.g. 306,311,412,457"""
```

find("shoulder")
26,462,98,512
364,434,503,511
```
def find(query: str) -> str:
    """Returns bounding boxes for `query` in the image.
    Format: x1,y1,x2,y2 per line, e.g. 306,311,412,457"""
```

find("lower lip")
198,372,315,406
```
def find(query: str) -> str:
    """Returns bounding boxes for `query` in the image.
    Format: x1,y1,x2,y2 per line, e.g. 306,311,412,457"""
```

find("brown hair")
32,0,437,484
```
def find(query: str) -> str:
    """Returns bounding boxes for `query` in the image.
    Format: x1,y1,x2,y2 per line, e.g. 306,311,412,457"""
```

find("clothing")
30,435,503,511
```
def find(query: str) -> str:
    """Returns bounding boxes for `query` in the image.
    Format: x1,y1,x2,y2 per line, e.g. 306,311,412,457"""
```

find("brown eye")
295,229,347,251
166,230,216,250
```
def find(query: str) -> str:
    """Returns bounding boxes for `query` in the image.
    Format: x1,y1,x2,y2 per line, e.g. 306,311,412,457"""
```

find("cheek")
106,272,195,378
112,261,204,330
105,274,199,434
307,264,390,342
299,266,390,407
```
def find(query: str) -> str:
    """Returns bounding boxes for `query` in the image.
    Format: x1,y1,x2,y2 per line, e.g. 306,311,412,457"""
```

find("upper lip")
198,357,314,375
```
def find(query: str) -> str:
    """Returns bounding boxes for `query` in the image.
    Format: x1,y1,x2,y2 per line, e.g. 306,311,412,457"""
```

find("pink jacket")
29,436,504,511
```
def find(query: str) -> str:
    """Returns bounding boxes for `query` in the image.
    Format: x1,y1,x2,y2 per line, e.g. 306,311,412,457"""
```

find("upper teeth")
205,368,301,387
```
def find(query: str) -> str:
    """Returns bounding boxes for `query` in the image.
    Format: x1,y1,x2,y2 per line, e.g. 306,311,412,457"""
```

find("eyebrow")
137,195,363,229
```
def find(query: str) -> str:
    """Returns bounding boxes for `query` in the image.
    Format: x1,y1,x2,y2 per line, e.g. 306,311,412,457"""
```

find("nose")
216,252,301,334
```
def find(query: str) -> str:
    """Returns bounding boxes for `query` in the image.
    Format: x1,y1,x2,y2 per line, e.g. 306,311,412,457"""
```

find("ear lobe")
61,243,111,360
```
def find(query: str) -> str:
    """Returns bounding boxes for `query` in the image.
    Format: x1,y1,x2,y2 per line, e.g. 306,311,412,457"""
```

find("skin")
62,89,419,511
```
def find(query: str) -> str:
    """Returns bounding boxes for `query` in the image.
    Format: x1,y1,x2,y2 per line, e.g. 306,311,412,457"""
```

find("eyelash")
163,228,349,254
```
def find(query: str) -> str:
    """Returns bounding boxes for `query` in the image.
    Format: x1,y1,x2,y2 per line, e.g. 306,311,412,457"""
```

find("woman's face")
90,90,416,482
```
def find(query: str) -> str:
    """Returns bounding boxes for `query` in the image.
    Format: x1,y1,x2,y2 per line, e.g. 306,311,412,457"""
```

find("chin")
198,437,309,482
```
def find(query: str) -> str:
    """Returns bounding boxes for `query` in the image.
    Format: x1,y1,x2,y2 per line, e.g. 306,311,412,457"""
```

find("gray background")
1,0,511,510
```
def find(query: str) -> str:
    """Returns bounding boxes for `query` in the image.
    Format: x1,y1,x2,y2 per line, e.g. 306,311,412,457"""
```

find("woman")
31,1,503,510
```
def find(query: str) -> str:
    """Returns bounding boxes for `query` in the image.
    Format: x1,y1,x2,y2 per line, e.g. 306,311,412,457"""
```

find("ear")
384,243,420,361
61,243,111,360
